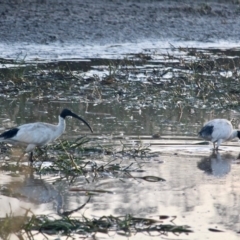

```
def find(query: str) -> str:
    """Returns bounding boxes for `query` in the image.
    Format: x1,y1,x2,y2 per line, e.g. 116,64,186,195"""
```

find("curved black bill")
70,112,93,133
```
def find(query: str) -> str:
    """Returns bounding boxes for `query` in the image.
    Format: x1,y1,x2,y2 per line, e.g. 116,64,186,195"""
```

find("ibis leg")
216,139,223,151
29,152,33,163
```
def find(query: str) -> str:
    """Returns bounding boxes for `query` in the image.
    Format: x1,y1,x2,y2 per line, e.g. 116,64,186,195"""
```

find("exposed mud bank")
0,0,239,46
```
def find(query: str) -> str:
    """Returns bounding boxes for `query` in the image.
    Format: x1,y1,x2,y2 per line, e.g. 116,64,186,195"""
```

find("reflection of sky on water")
0,41,240,60
1,149,240,239
198,151,234,177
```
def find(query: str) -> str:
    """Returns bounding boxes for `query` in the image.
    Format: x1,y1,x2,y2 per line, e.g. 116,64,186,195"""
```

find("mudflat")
0,0,239,45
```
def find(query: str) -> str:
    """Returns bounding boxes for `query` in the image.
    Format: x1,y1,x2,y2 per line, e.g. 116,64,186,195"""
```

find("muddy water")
1,47,240,239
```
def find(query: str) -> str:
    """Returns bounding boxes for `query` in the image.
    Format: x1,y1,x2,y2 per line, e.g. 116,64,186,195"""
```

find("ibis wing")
11,123,58,146
0,128,19,139
199,125,214,140
210,120,233,142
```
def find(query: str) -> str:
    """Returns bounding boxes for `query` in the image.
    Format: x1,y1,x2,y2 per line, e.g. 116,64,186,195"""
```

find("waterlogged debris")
126,174,166,182
157,224,193,234
195,141,210,145
159,215,170,220
208,228,224,232
136,175,166,182
135,53,152,60
101,76,116,85
60,196,91,217
159,215,177,223
69,187,114,195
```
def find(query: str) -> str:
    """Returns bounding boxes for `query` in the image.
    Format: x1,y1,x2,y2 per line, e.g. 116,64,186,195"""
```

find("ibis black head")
60,109,93,133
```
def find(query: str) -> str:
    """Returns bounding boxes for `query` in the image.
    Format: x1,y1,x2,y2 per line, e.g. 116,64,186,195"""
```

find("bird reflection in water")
1,166,91,216
197,151,235,177
2,168,63,214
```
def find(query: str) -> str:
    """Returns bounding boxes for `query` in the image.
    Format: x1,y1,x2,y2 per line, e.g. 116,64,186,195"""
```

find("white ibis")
198,119,240,150
0,109,93,162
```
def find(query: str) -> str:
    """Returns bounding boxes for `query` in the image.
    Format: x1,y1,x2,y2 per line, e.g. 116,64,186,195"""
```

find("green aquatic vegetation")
47,136,92,152
118,139,151,159
33,137,162,185
1,48,240,110
23,213,192,238
0,208,33,240
0,55,29,83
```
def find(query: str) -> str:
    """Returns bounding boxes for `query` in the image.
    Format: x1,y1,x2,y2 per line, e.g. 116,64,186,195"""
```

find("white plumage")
0,109,93,162
198,119,240,150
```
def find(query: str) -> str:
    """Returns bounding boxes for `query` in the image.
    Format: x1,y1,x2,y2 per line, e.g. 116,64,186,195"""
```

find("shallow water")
1,145,240,239
0,40,240,61
1,44,240,239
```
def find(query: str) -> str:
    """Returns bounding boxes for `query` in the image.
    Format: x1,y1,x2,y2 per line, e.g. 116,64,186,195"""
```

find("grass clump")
23,213,192,238
33,137,163,184
1,48,240,111
0,204,192,239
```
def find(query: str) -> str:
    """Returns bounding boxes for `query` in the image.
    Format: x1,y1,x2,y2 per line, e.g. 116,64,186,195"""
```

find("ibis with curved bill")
0,109,93,162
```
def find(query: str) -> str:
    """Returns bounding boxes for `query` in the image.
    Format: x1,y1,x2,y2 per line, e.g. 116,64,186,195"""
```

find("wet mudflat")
0,45,240,240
